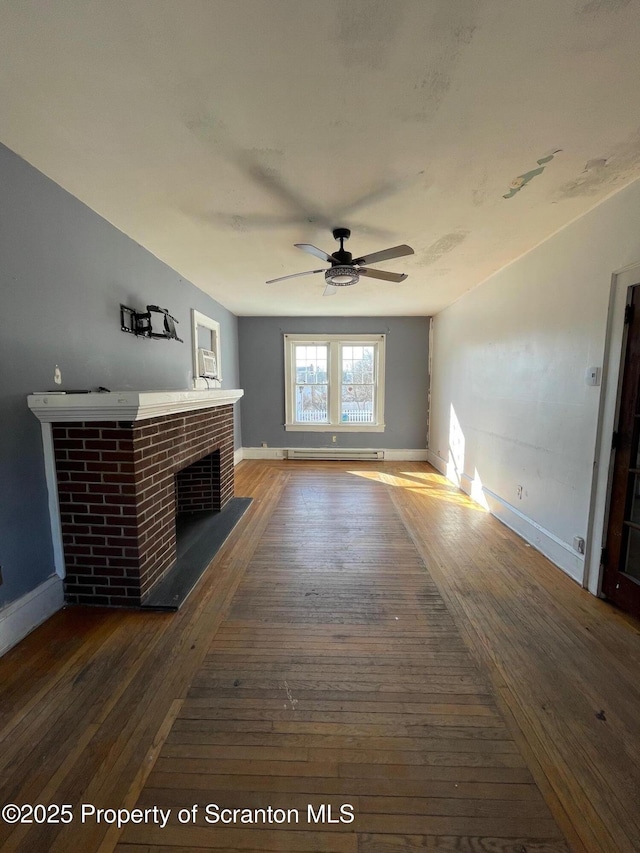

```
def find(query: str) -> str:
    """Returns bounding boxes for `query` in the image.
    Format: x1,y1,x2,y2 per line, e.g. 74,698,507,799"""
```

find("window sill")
285,423,385,433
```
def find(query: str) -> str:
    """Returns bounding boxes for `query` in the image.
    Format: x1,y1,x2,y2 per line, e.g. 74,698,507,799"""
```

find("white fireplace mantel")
28,389,244,423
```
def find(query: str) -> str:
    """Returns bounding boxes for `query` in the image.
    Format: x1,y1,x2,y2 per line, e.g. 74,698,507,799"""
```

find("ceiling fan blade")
266,269,325,284
323,284,338,297
352,244,414,266
295,243,341,264
359,267,407,283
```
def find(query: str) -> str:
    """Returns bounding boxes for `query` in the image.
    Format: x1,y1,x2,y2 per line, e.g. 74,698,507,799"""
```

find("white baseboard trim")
384,449,429,461
0,576,64,657
234,447,244,465
480,487,585,584
426,449,447,474
241,447,429,461
242,447,287,460
425,450,584,584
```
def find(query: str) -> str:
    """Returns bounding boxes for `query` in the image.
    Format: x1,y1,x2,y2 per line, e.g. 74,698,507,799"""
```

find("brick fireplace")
28,390,243,607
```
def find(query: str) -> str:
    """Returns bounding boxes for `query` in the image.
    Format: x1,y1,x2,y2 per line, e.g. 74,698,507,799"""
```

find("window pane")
341,344,375,423
342,346,374,380
295,344,327,385
296,384,328,422
341,383,374,423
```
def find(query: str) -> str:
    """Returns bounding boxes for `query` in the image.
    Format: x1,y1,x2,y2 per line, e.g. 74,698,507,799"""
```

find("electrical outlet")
54,365,62,385
332,435,337,443
516,485,523,499
261,442,268,448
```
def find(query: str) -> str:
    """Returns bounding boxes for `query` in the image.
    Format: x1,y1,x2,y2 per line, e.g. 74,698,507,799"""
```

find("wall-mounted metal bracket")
120,304,183,342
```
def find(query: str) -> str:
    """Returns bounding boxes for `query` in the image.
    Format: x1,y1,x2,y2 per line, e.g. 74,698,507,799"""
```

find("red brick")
55,405,234,607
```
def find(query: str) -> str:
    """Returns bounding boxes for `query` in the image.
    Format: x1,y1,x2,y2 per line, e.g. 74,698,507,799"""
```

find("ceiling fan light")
325,266,359,287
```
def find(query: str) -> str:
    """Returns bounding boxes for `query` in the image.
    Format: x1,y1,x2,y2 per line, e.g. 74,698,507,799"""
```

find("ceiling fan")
266,228,414,296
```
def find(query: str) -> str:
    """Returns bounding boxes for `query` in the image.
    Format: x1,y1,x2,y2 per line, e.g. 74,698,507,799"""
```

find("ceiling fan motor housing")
331,227,353,265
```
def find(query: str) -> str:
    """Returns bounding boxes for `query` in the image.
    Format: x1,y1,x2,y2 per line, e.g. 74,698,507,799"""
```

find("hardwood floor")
0,460,638,852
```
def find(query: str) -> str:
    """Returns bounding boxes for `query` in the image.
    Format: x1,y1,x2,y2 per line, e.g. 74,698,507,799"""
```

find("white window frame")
192,309,222,389
284,333,386,432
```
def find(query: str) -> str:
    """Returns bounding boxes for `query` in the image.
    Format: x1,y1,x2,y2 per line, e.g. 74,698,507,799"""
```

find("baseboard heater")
286,448,384,461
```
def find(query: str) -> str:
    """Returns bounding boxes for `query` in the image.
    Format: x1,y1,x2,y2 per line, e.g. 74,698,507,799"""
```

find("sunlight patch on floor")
346,469,488,511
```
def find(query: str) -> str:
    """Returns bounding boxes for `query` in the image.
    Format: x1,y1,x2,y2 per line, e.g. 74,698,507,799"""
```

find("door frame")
586,262,640,596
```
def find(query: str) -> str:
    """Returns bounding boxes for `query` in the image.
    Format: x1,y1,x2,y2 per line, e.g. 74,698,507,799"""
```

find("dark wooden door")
602,284,640,618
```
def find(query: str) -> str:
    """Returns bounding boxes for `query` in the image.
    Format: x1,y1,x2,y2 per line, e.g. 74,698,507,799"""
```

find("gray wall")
0,143,240,609
238,316,430,449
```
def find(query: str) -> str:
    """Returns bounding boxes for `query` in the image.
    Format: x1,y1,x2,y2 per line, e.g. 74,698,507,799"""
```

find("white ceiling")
1,0,640,316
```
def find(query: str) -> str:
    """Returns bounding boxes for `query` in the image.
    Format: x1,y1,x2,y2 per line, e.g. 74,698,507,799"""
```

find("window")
284,334,386,431
192,310,221,389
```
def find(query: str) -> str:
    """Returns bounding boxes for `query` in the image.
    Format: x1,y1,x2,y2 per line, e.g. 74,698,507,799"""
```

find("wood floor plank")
173,697,500,716
357,835,569,852
134,785,552,820
145,771,542,800
120,825,358,851
167,719,510,753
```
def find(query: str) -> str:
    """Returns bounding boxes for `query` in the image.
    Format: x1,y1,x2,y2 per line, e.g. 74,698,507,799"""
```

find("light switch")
586,367,601,386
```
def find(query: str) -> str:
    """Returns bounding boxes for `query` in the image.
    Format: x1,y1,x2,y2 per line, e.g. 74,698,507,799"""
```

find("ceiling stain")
453,24,477,44
472,189,486,207
415,68,451,104
417,231,468,266
503,149,562,199
428,0,477,41
398,1,477,124
556,129,640,200
335,0,408,70
471,171,491,207
184,116,284,175
583,158,609,172
578,0,632,15
184,111,229,148
222,215,250,232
